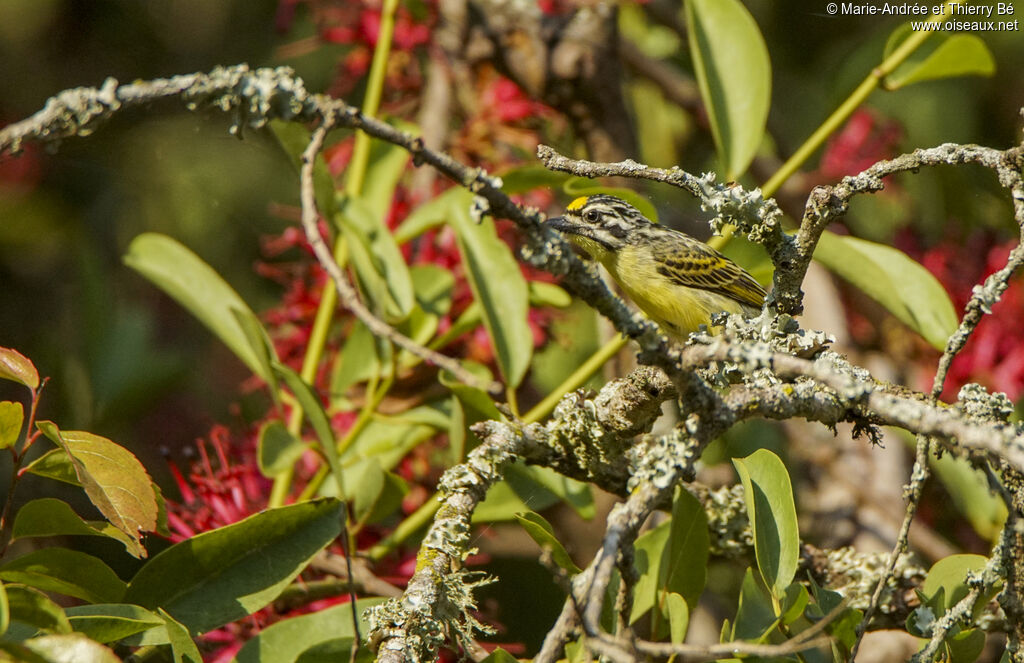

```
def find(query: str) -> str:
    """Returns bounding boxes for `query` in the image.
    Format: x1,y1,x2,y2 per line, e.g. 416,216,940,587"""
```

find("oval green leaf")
448,191,532,387
514,511,582,575
733,449,799,598
12,498,139,555
338,194,415,323
232,597,386,663
36,422,158,557
631,487,709,627
65,604,163,644
124,498,343,634
686,0,771,179
274,363,345,497
24,633,120,663
922,554,988,611
884,25,995,89
814,230,958,350
159,608,203,663
0,401,24,449
257,420,310,478
123,233,271,381
0,549,126,604
0,347,39,390
6,584,71,634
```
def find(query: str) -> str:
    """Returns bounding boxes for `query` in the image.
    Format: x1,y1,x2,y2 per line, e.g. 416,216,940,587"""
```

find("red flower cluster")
916,235,1024,402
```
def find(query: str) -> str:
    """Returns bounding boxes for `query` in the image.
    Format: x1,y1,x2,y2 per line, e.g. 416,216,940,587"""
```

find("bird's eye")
584,210,599,222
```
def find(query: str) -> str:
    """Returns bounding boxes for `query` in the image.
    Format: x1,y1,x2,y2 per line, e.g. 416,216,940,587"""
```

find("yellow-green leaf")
686,0,771,179
0,347,39,390
814,231,958,350
36,421,158,556
124,233,272,381
0,401,24,449
884,26,995,89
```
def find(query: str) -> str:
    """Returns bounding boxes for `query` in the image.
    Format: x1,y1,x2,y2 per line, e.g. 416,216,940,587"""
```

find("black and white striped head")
547,195,653,258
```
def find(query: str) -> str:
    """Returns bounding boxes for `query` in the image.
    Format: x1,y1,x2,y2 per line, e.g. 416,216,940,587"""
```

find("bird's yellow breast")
601,245,751,339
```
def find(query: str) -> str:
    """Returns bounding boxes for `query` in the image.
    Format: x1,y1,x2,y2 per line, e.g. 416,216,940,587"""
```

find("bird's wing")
652,234,767,309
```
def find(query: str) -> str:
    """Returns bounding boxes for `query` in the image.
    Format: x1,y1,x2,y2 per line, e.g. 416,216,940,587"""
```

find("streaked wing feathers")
652,235,766,309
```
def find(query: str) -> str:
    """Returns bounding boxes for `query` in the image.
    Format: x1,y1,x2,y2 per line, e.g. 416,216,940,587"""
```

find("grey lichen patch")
694,172,784,246
626,423,700,492
547,390,633,477
820,547,926,613
704,483,753,557
955,383,1014,423
183,65,318,135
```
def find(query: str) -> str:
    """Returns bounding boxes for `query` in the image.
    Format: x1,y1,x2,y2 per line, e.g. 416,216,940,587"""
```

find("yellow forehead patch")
567,196,589,211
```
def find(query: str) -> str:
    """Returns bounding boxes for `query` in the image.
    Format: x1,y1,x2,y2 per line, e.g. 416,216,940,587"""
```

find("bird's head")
547,195,652,261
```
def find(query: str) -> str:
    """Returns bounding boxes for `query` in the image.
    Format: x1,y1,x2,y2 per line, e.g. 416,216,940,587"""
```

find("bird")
547,194,767,340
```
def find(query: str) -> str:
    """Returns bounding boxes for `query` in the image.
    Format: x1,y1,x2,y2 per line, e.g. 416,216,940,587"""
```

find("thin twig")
298,118,500,394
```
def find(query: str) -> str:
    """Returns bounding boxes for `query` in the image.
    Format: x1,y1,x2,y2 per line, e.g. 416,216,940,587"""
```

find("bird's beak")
546,216,577,234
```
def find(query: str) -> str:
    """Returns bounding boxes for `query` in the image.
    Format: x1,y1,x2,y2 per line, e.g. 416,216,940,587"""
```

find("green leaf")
274,364,345,497
930,450,1007,541
124,499,344,634
922,554,989,612
528,281,572,308
884,25,995,89
631,488,709,627
65,604,163,644
361,137,412,223
0,641,52,663
330,320,389,407
23,633,121,663
358,470,408,525
0,347,39,390
514,512,582,575
232,597,386,663
0,581,8,637
448,191,532,387
733,449,799,598
814,231,958,350
350,458,386,520
257,420,310,478
945,628,986,663
0,401,24,449
514,465,594,519
447,396,466,464
686,0,771,178
23,450,79,486
160,609,203,663
439,362,502,423
473,481,531,523
270,120,337,219
664,591,689,644
12,498,140,555
498,164,571,194
5,584,71,634
480,648,520,663
0,549,126,604
124,233,271,381
731,567,778,641
409,264,455,317
36,422,157,557
338,194,415,323
393,187,464,244
231,307,282,404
